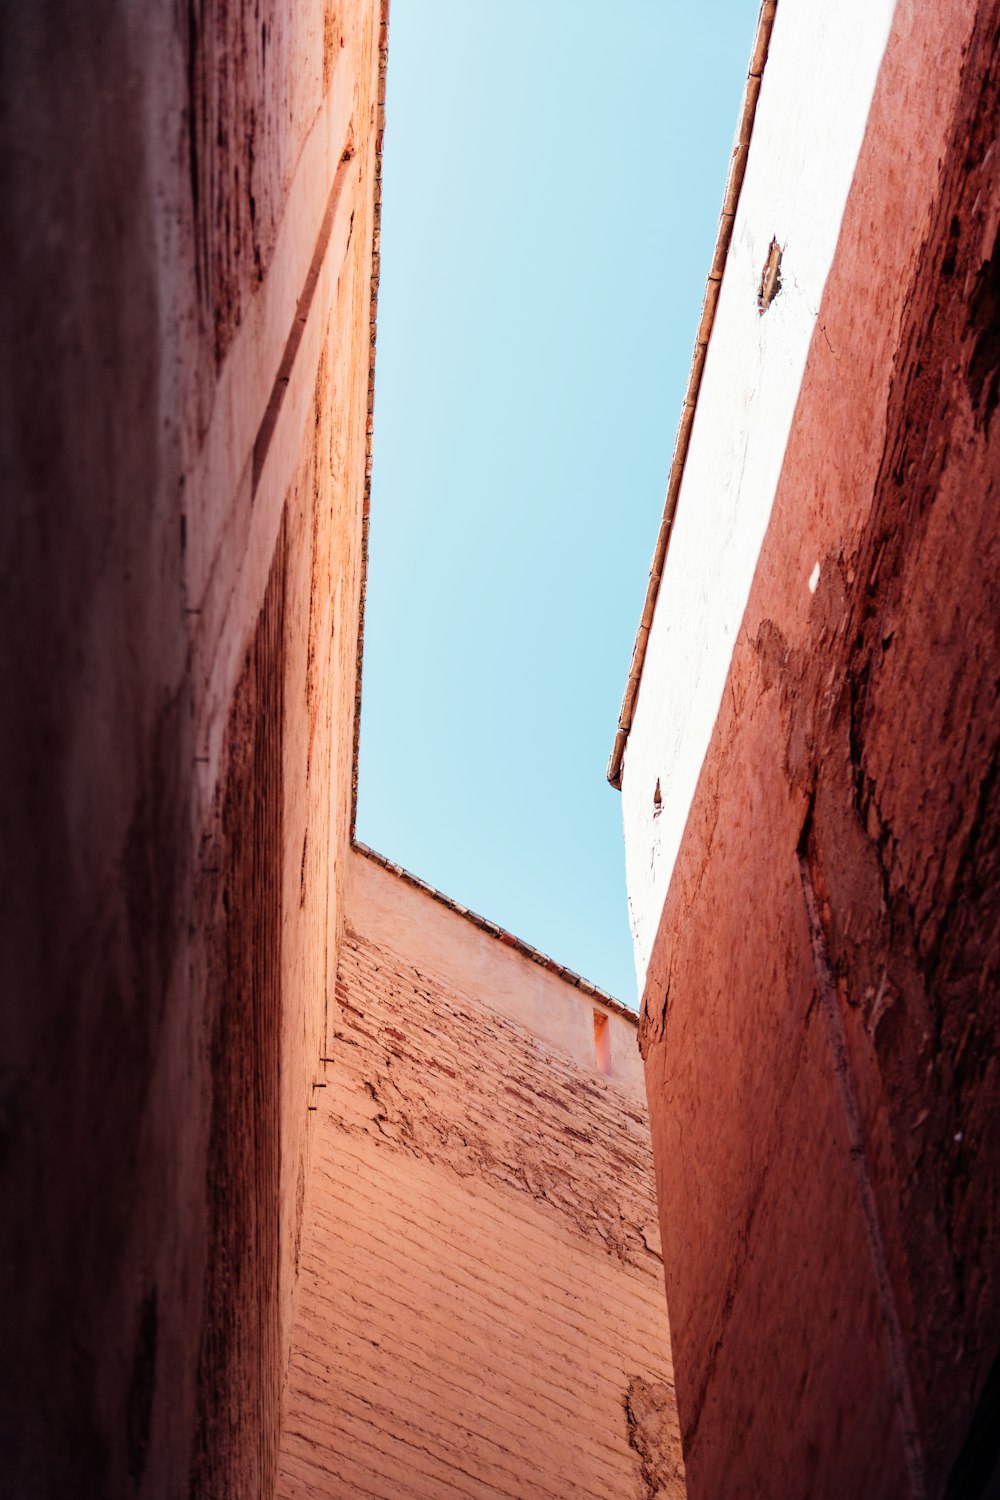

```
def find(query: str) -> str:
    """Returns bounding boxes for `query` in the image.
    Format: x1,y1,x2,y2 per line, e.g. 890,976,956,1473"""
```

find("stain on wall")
625,1376,682,1500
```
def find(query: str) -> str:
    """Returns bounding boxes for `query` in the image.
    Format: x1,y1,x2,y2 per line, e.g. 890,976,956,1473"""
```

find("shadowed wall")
0,4,383,1494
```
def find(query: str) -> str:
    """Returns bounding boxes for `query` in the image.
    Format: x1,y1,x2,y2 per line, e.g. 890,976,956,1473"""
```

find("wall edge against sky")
606,0,777,789
354,841,638,1021
350,0,391,838
347,3,637,1012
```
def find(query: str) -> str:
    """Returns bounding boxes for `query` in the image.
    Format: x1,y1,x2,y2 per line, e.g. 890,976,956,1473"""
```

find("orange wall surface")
277,850,685,1499
0,4,383,1494
633,2,1000,1496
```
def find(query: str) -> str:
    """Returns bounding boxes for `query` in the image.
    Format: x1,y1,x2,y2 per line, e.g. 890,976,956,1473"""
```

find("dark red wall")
0,10,197,1493
640,3,1000,1496
0,4,380,1495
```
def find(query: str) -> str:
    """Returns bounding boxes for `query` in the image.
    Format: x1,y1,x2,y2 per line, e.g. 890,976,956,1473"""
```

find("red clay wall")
637,2,1000,1495
0,4,383,1495
276,850,685,1499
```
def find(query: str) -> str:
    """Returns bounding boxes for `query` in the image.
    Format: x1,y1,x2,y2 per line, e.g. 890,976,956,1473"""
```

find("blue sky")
357,1,759,1005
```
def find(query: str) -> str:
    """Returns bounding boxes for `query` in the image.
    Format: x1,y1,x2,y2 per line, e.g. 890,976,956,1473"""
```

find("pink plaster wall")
348,850,647,1099
276,848,685,1499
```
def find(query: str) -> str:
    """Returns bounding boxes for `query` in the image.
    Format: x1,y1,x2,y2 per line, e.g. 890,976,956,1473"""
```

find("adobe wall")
0,4,383,1495
624,0,1000,1494
621,0,898,990
276,848,684,1499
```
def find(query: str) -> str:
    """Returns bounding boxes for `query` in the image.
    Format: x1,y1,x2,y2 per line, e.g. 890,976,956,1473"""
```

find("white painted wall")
621,0,898,992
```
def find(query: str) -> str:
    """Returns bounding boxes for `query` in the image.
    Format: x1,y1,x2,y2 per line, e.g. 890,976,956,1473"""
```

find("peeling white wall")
621,0,898,993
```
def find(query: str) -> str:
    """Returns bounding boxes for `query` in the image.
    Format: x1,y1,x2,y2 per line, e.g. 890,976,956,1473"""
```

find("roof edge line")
606,0,778,790
350,0,390,838
352,840,639,1024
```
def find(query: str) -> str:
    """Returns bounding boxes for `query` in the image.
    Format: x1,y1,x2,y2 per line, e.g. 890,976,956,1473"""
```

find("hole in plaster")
593,1010,612,1076
808,561,821,594
758,238,783,313
652,779,662,817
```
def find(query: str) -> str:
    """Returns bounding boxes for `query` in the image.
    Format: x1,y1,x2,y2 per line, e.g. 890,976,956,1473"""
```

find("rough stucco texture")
620,0,897,992
0,3,381,1495
276,850,685,1500
631,1,1000,1496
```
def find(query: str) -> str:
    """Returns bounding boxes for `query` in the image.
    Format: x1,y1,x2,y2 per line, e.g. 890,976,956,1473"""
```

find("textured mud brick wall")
276,850,685,1500
620,0,899,991
629,1,1000,1496
0,3,381,1495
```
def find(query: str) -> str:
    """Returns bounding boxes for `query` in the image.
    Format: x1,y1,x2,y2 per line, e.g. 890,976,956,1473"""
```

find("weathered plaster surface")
349,849,646,1098
622,0,897,990
277,849,684,1499
0,4,382,1494
630,0,1000,1493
